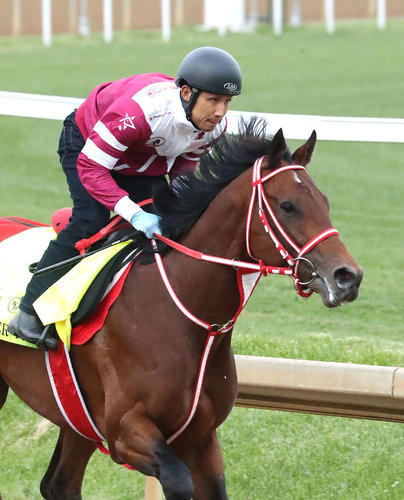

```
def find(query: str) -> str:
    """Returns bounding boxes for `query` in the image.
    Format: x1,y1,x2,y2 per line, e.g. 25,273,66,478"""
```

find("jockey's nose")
214,102,227,118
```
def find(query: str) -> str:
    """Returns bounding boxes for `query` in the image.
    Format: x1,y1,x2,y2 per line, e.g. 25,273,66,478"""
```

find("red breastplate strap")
152,239,262,444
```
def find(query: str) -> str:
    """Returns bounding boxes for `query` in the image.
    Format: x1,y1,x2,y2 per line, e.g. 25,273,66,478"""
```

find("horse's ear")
267,128,288,168
292,130,317,166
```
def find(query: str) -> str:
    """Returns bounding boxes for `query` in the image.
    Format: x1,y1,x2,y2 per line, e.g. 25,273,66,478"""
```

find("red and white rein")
152,156,338,444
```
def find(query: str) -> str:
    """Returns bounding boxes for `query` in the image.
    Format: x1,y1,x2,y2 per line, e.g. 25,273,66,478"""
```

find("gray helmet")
176,46,242,96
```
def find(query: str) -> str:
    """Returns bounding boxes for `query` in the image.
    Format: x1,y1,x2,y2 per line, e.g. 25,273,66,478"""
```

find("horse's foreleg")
110,413,194,500
178,430,228,500
40,429,64,498
40,428,96,500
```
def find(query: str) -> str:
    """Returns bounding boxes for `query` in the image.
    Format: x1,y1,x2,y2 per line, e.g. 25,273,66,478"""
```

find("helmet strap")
180,87,201,129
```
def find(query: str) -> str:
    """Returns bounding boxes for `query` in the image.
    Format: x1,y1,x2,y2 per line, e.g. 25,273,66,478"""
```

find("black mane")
138,117,291,261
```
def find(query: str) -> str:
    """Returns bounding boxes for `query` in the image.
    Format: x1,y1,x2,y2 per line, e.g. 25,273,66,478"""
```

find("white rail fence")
1,91,404,499
35,0,389,44
1,90,404,143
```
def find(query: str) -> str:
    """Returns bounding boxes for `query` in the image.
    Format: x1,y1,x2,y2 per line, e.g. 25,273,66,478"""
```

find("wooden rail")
235,355,404,422
143,355,404,499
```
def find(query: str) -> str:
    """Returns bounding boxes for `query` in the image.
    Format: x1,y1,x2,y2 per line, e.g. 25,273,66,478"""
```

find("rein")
151,156,338,443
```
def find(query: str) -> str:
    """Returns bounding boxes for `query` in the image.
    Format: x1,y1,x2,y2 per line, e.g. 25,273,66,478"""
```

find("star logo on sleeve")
118,113,136,131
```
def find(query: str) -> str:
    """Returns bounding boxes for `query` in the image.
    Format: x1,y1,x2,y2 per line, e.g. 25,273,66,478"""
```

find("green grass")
1,20,404,499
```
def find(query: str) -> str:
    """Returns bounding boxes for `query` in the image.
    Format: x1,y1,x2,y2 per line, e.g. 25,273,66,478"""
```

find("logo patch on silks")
118,113,136,131
146,136,167,147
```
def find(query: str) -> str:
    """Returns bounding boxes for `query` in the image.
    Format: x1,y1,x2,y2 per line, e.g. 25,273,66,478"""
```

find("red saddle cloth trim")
47,342,104,441
71,262,133,345
47,262,133,441
0,217,48,243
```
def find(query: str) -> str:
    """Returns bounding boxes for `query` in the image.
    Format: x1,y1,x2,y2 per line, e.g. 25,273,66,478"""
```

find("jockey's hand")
130,210,162,239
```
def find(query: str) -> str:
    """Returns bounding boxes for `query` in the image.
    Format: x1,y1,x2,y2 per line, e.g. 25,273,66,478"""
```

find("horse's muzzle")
311,264,364,307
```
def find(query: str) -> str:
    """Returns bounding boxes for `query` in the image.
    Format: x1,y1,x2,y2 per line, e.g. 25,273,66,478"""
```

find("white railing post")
204,0,248,36
248,0,258,30
230,0,245,32
174,0,184,26
12,0,22,36
42,0,52,47
289,0,302,27
103,0,113,43
78,0,90,37
68,0,77,34
216,0,228,36
272,0,283,36
377,0,386,30
161,0,171,42
122,0,132,31
325,0,335,34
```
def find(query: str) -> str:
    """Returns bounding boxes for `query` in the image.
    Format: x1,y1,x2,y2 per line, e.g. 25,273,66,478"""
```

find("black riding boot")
8,310,59,351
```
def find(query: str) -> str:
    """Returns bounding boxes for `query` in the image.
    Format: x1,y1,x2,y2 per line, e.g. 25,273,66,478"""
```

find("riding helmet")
176,46,242,96
176,46,242,123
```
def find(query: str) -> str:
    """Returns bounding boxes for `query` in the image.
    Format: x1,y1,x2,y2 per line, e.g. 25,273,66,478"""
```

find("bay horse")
0,119,362,500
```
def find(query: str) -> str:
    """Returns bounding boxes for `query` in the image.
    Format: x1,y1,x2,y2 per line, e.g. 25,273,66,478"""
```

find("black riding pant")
20,110,166,314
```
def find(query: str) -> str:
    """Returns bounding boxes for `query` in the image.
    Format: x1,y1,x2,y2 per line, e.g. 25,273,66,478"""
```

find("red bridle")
156,156,338,299
246,156,339,297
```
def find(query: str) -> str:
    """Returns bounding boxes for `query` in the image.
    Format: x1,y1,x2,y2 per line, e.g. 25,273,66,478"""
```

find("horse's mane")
137,117,291,262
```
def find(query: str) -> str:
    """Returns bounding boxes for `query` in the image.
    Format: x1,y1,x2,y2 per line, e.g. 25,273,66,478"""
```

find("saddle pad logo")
8,297,20,314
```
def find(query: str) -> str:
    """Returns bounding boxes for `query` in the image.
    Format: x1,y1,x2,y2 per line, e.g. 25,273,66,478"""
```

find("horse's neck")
162,184,252,327
191,174,254,256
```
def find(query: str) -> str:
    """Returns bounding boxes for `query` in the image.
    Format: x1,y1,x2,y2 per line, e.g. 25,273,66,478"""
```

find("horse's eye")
280,201,296,214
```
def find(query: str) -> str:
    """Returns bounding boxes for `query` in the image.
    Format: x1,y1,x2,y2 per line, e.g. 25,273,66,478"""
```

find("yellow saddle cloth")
0,227,130,350
0,227,55,348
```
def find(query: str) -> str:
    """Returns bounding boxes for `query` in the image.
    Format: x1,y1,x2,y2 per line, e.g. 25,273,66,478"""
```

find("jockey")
8,46,242,351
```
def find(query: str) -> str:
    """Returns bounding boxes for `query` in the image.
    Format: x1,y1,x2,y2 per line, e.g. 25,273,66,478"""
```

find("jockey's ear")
180,85,192,102
267,128,287,169
292,130,317,166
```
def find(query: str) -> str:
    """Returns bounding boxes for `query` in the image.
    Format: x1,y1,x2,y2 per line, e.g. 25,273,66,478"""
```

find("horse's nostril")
334,267,357,289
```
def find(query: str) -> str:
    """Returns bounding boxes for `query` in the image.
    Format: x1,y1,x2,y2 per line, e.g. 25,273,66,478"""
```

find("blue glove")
130,210,162,239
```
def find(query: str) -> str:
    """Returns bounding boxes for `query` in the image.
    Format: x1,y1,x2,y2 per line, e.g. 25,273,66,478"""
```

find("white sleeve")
113,196,142,222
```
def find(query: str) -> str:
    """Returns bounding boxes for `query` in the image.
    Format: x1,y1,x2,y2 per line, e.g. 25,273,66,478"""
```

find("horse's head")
248,128,363,307
151,118,362,306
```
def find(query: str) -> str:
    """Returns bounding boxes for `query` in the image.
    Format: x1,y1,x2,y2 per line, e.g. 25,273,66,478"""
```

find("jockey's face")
181,86,232,132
